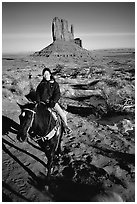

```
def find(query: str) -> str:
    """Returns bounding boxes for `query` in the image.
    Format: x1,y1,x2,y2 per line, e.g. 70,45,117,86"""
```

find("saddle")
40,108,61,141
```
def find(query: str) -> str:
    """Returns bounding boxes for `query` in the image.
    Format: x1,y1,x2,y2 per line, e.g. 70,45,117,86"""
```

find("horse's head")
17,102,36,142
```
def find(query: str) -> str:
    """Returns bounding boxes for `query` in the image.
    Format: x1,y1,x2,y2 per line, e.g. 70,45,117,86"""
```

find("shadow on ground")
92,144,135,173
2,182,31,202
2,138,47,168
2,115,20,135
27,170,106,202
67,105,96,117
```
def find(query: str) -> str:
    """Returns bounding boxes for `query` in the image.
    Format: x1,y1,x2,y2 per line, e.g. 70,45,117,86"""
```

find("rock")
115,166,124,178
107,124,119,132
52,17,74,42
74,38,82,47
103,166,114,175
32,17,93,60
122,119,135,132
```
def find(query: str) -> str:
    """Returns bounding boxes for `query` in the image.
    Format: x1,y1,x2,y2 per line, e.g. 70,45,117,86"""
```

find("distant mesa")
32,17,92,59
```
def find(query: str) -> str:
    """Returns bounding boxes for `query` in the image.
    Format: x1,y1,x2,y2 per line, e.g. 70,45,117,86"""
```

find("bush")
56,64,64,71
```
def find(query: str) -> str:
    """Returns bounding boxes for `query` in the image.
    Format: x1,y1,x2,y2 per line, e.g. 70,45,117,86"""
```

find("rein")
24,108,36,114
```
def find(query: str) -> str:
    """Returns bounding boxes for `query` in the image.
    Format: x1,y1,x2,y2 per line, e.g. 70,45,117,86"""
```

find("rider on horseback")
36,67,72,134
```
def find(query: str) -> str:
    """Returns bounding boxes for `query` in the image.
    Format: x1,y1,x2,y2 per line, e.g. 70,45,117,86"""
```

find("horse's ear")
17,102,23,110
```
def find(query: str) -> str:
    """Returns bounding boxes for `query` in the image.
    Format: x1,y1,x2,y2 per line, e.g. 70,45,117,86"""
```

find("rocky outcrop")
52,17,74,42
74,38,82,48
32,17,93,59
33,40,92,59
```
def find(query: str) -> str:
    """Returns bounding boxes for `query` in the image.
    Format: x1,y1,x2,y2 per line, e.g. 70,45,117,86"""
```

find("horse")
17,101,64,177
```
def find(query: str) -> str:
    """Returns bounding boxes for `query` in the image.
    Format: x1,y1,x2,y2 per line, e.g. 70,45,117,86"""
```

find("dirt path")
2,98,135,201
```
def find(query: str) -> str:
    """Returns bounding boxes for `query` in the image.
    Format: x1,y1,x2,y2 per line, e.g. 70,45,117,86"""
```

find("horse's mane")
25,89,36,103
22,102,49,117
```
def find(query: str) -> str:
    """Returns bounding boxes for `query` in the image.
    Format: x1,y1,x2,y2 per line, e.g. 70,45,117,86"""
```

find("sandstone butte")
32,17,93,60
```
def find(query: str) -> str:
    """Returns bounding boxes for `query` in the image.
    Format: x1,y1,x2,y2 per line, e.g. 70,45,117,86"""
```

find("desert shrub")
114,78,127,88
95,81,108,92
100,85,134,113
56,64,65,70
117,85,135,105
53,64,65,76
95,79,134,113
70,70,80,78
101,87,121,106
104,78,119,87
104,77,126,89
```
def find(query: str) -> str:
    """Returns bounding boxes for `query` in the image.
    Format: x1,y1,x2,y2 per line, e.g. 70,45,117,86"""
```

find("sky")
2,2,135,54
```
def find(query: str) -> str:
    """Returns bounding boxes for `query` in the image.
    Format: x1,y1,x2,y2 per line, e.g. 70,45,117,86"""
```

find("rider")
36,67,72,134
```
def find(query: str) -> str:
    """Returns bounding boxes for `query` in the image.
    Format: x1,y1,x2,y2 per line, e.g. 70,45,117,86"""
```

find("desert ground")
2,49,135,201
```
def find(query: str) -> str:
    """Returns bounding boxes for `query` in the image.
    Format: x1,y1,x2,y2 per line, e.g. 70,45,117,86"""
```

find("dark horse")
17,101,64,177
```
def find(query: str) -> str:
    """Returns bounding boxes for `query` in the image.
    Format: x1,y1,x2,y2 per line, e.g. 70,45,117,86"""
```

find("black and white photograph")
2,1,135,202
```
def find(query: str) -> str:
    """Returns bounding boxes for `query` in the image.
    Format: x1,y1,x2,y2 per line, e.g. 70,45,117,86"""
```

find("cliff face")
52,17,74,42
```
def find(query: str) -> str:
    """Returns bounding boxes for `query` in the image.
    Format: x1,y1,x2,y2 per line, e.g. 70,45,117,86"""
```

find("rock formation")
74,38,82,48
52,17,74,42
32,17,93,60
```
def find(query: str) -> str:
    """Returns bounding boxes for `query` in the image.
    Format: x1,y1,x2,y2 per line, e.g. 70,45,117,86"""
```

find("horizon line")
2,47,135,56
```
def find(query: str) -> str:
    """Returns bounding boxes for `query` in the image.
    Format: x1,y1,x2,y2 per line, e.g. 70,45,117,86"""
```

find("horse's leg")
47,135,60,177
54,122,64,156
44,146,52,178
48,151,55,175
47,117,64,176
46,152,57,180
47,157,51,178
44,143,55,178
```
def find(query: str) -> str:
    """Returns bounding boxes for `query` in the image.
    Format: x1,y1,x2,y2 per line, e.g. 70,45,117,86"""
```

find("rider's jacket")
36,78,60,108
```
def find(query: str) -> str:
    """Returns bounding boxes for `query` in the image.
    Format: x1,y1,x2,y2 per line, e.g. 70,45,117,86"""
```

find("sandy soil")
2,49,135,202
